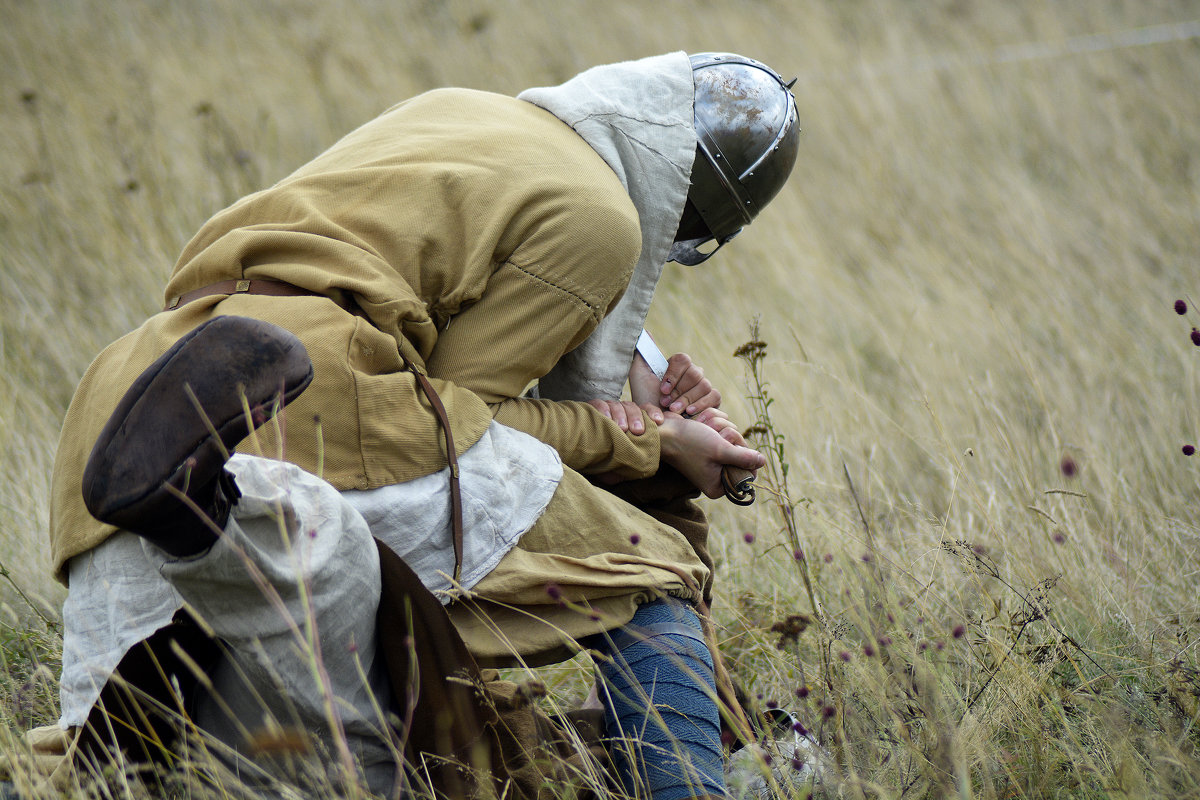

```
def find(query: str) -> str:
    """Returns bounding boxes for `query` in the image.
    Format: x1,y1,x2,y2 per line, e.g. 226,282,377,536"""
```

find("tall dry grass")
2,0,1199,797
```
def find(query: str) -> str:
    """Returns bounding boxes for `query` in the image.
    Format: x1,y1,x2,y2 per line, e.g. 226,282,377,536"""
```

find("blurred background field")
3,0,1200,797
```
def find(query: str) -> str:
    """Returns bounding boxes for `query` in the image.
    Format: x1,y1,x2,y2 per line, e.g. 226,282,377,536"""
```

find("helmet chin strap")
667,229,740,266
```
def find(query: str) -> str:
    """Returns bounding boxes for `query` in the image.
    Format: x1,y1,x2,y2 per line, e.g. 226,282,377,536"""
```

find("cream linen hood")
518,51,696,402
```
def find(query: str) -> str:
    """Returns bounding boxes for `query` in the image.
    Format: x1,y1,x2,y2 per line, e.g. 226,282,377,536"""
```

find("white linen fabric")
342,421,561,596
58,422,560,731
164,458,396,793
521,51,697,402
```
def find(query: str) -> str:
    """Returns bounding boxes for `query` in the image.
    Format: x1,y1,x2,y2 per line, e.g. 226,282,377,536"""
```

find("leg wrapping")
595,598,726,800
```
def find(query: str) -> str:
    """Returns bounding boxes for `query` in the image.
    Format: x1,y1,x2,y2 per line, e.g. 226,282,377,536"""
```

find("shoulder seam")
501,260,601,315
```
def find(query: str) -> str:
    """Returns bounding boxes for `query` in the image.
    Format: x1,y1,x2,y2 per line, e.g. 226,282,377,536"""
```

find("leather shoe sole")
82,315,313,534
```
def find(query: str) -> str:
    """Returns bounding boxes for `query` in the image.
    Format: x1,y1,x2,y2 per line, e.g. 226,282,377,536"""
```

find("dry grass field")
3,0,1200,797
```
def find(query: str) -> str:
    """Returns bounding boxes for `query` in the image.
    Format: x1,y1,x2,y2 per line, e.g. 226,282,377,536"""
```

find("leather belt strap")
165,279,321,311
406,363,465,581
165,278,466,581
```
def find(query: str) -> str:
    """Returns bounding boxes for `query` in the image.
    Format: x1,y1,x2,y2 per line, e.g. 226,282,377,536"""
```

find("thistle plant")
735,319,840,754
735,318,820,621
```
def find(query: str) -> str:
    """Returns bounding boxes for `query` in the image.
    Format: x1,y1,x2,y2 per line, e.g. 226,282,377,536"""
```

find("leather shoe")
82,315,313,556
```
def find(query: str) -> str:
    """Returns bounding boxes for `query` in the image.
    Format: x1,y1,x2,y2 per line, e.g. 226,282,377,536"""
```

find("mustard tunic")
49,87,709,663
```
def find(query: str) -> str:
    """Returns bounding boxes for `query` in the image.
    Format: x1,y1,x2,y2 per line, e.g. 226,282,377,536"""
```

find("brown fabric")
446,466,711,669
601,465,714,601
374,539,492,797
51,88,659,584
375,540,617,800
75,609,222,769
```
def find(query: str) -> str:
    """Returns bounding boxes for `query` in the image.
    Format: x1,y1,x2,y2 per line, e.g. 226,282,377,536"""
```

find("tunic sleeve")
490,395,660,478
423,194,659,478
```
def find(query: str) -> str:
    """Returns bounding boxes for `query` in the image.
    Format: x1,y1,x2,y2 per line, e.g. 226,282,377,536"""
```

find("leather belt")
165,278,466,581
165,279,323,311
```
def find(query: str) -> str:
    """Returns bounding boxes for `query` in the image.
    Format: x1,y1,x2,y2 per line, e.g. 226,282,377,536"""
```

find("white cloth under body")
58,421,560,754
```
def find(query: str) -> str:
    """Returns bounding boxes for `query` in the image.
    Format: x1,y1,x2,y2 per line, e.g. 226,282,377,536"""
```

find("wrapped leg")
592,598,726,800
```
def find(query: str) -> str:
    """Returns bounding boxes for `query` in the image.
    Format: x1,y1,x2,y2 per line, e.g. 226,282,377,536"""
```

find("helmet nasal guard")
670,52,800,265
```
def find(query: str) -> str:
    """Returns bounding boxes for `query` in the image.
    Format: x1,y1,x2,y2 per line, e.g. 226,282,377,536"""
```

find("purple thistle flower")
1176,299,1188,315
821,705,836,720
766,699,778,710
795,686,810,699
952,624,966,639
862,643,875,657
1053,531,1067,544
838,650,851,662
1192,328,1200,347
791,756,807,771
791,721,808,736
823,553,834,563
545,583,562,600
629,533,641,545
793,548,805,561
1060,456,1077,478
743,532,755,544
1184,444,1196,457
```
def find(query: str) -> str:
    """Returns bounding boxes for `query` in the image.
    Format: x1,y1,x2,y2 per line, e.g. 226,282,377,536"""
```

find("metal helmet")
669,52,800,265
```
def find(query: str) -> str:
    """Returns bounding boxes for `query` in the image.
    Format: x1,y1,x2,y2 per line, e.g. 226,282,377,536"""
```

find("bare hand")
688,407,747,444
587,398,663,434
629,350,721,418
658,413,765,498
659,353,720,417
